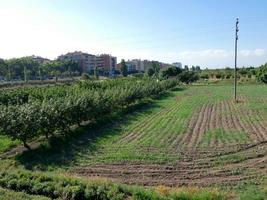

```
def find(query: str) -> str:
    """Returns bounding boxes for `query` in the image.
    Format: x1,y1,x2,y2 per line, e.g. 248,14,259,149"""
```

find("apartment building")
117,59,171,73
58,51,95,73
96,54,117,75
58,52,117,75
29,55,50,64
129,59,145,71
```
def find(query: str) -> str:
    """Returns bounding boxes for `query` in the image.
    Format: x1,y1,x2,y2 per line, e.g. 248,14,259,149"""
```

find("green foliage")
0,170,128,200
82,73,90,80
0,170,226,200
0,187,50,200
239,186,266,200
257,63,267,83
0,78,178,148
0,136,20,154
147,61,161,78
177,71,199,84
3,57,40,81
94,65,99,79
0,58,80,81
0,103,41,149
147,67,155,77
120,59,128,77
161,66,182,78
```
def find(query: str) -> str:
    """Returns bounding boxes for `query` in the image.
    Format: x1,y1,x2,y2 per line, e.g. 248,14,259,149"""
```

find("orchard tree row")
0,78,178,148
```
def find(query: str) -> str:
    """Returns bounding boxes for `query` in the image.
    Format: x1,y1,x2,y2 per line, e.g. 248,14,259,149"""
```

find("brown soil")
71,97,267,187
71,141,267,186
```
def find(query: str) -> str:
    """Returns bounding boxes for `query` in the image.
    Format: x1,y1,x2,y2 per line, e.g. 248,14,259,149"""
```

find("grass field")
0,136,20,154
9,84,266,192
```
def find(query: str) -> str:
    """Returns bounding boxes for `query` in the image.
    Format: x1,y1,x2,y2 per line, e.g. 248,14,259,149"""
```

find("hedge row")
0,78,161,106
0,79,178,148
0,170,226,200
0,187,50,200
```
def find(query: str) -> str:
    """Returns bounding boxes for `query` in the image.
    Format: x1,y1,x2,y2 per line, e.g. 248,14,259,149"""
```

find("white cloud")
239,50,251,57
239,49,265,57
178,49,232,59
254,49,265,57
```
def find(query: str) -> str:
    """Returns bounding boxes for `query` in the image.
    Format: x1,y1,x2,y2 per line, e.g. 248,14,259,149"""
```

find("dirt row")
175,99,267,149
71,142,267,187
71,95,267,186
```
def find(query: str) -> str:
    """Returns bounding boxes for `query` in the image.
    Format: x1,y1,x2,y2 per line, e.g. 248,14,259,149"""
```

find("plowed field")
62,85,267,187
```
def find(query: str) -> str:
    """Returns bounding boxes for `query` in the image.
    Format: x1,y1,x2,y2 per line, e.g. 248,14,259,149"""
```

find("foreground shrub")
0,170,227,200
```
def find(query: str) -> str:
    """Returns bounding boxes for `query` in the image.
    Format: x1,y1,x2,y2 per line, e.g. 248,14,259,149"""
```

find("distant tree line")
198,67,259,80
142,62,267,84
145,62,199,84
0,57,81,81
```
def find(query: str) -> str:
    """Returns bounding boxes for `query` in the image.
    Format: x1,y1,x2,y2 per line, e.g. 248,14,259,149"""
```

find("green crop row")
0,78,169,106
0,169,227,200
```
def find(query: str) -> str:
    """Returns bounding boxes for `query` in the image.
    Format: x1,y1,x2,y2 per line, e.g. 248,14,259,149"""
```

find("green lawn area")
0,136,20,154
11,85,267,168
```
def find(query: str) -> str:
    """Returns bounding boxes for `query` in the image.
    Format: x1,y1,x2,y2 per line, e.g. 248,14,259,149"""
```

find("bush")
0,170,229,200
257,63,267,83
177,71,199,84
0,170,128,200
161,67,182,79
81,73,90,80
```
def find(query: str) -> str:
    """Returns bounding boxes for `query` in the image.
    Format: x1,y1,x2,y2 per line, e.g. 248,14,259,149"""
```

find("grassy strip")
0,169,227,200
0,136,20,154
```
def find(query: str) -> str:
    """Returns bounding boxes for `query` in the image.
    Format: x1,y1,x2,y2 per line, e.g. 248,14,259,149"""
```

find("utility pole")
234,18,239,102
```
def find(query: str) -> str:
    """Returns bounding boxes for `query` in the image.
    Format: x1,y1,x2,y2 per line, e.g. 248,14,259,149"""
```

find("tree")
200,72,209,79
120,59,128,77
257,63,267,83
238,67,248,77
4,57,40,81
178,71,199,84
0,59,8,79
0,103,41,149
147,67,155,77
195,66,201,71
184,65,189,71
161,66,182,78
94,65,99,79
151,61,160,77
82,73,90,80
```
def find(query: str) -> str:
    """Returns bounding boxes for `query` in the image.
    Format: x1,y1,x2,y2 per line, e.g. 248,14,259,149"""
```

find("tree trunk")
23,140,31,150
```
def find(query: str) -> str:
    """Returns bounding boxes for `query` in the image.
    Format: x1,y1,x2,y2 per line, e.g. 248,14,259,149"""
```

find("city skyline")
0,0,267,68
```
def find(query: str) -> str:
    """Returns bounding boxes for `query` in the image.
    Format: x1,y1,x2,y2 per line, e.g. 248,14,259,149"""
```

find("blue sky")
0,0,267,68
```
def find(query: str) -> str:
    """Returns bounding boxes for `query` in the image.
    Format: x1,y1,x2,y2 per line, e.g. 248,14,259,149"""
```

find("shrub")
177,71,199,84
0,170,227,200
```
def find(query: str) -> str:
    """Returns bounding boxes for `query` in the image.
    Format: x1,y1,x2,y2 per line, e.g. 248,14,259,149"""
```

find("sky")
0,0,267,68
